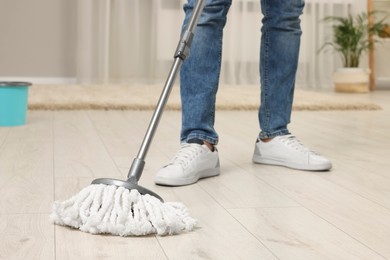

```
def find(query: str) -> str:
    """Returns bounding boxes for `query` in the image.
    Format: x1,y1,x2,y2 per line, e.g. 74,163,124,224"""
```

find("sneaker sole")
252,155,332,171
155,167,220,186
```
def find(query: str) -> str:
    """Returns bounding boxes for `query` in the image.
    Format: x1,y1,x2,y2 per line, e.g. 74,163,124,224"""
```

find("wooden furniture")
368,0,375,91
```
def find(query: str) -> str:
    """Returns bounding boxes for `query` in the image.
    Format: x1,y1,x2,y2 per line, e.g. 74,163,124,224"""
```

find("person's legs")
259,0,304,139
180,0,232,145
155,0,231,186
254,0,332,171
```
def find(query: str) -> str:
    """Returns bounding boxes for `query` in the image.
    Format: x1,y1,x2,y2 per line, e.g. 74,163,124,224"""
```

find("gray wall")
0,0,77,78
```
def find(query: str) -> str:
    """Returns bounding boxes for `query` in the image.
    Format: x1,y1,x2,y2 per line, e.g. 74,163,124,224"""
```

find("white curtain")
299,0,354,89
76,0,364,89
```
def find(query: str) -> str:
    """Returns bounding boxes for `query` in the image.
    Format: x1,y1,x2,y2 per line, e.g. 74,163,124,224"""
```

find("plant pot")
0,82,32,126
332,68,369,93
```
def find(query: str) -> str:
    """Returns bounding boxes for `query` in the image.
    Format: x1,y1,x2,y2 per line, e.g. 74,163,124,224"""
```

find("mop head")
50,184,197,236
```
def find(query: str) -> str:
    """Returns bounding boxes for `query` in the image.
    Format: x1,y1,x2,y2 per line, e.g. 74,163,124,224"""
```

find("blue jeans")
180,0,305,144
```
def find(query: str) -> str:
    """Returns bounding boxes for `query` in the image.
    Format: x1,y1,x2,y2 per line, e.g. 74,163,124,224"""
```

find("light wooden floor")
1,90,390,260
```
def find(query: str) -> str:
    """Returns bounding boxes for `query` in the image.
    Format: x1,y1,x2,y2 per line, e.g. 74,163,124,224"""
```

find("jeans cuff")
259,129,290,139
182,133,219,145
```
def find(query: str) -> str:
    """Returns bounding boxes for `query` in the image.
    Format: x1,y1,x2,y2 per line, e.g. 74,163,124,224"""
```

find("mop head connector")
50,184,197,236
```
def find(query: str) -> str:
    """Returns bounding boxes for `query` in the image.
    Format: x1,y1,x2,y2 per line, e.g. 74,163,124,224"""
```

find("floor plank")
229,207,385,260
0,112,54,214
55,218,166,260
53,111,122,179
198,157,299,209
0,127,10,149
155,185,278,260
0,214,55,260
256,171,390,258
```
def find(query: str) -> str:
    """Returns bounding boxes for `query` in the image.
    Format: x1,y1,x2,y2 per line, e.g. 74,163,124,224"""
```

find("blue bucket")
0,82,32,127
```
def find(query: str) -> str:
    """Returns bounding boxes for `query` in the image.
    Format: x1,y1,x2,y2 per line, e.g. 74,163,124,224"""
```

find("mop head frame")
50,183,197,236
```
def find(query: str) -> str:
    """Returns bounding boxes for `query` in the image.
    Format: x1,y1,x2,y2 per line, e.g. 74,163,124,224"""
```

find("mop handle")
127,0,206,181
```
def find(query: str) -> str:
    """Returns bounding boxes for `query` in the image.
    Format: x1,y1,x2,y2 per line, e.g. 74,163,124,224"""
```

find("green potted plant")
320,12,388,92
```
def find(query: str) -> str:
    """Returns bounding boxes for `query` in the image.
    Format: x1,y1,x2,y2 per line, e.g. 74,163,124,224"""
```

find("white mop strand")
50,184,197,236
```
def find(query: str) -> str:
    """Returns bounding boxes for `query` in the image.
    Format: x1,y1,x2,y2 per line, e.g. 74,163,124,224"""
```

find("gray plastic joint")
174,30,194,60
127,158,145,181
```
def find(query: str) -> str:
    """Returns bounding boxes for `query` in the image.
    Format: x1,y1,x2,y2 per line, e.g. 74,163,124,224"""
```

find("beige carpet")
28,84,382,111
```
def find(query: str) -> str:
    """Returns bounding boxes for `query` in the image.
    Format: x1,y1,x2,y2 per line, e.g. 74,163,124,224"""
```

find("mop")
50,0,206,236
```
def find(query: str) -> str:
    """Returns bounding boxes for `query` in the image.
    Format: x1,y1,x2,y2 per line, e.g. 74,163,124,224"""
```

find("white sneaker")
155,140,220,186
252,134,332,171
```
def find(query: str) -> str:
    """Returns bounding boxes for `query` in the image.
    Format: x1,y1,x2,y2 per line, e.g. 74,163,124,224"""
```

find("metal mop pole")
92,0,206,202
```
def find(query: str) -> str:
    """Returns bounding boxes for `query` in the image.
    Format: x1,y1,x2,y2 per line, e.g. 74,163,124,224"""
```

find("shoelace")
279,135,318,155
167,144,206,168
